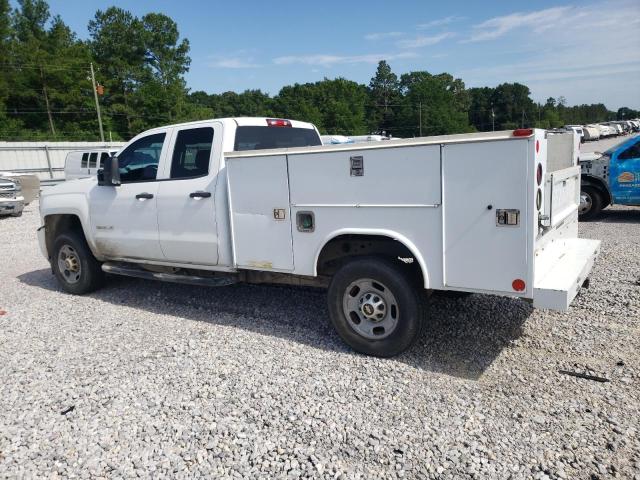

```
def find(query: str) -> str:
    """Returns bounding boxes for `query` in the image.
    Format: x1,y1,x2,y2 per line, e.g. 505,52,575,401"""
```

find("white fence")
0,141,125,185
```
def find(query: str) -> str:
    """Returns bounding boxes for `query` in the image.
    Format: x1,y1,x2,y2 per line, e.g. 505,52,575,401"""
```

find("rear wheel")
52,231,105,294
579,186,604,220
327,257,426,357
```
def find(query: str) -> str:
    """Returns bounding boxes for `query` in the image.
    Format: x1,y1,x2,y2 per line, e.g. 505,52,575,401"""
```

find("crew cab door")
156,122,221,265
89,130,169,260
610,139,640,205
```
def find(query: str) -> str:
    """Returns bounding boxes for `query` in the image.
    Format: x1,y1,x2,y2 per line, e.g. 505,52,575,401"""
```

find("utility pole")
90,62,105,142
491,107,495,131
419,101,422,137
40,66,56,137
521,109,525,128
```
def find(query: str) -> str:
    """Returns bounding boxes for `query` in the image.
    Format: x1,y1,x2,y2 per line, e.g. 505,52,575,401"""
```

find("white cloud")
417,16,464,29
467,6,571,42
364,31,404,41
273,51,417,67
456,1,640,108
208,51,261,68
396,32,455,49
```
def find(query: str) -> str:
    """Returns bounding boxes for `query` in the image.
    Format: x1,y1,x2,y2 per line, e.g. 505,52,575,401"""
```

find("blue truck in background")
579,135,640,219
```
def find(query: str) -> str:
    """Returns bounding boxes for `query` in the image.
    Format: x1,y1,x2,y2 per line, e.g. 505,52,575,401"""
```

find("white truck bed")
225,129,600,308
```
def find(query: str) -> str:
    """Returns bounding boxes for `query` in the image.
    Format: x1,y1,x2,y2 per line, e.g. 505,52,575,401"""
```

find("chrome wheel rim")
579,192,592,215
342,278,399,340
57,244,81,284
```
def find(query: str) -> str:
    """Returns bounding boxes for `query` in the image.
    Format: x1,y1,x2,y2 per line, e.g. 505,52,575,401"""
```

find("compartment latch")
496,209,520,226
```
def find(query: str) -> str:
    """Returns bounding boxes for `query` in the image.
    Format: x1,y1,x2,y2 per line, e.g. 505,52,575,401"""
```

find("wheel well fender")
44,213,93,260
581,175,612,205
314,229,430,289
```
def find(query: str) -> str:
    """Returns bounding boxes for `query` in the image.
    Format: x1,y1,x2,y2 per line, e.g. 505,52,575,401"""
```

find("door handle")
189,191,211,199
135,192,154,200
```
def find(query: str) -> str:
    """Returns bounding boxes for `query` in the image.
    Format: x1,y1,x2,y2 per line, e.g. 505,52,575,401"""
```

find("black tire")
11,210,23,217
52,231,105,294
327,257,426,357
579,186,604,220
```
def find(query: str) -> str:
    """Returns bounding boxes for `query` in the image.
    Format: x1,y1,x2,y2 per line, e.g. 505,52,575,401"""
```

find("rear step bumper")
102,262,238,287
533,238,601,311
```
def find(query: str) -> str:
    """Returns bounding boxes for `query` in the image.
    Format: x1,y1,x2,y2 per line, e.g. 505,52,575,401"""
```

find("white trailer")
38,119,600,357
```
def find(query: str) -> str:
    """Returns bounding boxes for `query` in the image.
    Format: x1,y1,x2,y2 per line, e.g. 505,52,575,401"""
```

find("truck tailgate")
533,238,600,311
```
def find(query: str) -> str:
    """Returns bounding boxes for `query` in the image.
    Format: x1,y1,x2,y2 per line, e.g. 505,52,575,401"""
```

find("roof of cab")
140,117,316,134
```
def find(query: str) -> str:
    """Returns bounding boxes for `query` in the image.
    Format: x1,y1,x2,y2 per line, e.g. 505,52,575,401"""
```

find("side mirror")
97,156,121,186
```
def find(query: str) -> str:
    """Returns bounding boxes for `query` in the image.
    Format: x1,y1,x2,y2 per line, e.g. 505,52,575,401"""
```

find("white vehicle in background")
582,125,600,141
65,149,119,180
38,119,600,357
321,134,396,145
321,135,354,145
564,125,584,142
0,173,40,217
598,124,616,138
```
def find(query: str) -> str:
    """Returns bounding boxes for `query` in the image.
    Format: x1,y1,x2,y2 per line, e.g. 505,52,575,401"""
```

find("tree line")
1,0,638,141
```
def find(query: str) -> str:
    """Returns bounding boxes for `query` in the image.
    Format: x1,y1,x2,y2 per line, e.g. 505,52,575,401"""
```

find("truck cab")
579,135,640,219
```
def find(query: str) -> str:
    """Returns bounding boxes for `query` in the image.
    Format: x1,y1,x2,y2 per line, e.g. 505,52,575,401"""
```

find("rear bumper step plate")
533,238,601,311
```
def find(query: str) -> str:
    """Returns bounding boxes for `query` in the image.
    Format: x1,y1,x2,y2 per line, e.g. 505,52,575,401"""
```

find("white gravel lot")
0,200,638,479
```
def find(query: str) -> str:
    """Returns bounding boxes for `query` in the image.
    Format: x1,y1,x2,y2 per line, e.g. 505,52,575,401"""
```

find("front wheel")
579,186,604,220
327,257,426,357
52,231,105,294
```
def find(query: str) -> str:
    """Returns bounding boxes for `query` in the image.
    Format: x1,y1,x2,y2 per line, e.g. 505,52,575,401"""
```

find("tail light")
266,119,292,127
512,279,526,291
513,128,533,137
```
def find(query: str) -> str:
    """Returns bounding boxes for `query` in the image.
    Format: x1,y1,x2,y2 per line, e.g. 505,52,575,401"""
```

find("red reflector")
537,163,543,186
513,128,533,137
512,279,526,292
266,118,292,127
536,139,540,153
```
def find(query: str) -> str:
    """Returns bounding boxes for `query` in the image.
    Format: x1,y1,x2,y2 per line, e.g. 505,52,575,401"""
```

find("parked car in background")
0,176,23,217
564,125,584,142
579,135,640,219
65,149,119,180
582,125,600,141
0,173,40,217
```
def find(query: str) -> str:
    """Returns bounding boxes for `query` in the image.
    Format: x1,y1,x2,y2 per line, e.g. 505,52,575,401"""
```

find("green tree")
367,60,400,133
4,0,94,140
274,78,368,135
395,71,471,136
0,0,12,132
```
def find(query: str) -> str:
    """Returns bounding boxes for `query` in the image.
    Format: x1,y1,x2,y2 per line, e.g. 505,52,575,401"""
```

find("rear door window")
170,127,214,179
234,126,321,151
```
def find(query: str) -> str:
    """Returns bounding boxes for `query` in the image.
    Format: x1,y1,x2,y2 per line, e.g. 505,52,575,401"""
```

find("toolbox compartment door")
442,139,531,293
226,154,294,271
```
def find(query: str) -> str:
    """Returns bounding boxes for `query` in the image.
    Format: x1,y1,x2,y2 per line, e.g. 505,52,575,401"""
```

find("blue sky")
37,0,640,109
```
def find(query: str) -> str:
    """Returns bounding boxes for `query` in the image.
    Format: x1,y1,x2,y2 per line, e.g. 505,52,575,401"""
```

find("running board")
101,262,238,287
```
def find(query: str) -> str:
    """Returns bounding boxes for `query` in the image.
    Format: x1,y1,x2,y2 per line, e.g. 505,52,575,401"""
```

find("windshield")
234,126,321,151
604,136,639,156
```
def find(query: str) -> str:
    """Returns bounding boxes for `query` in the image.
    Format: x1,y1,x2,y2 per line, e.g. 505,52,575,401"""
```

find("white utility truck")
38,117,600,357
65,148,120,180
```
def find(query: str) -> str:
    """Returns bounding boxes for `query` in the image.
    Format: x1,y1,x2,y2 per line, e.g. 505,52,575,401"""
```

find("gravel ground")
0,202,638,480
